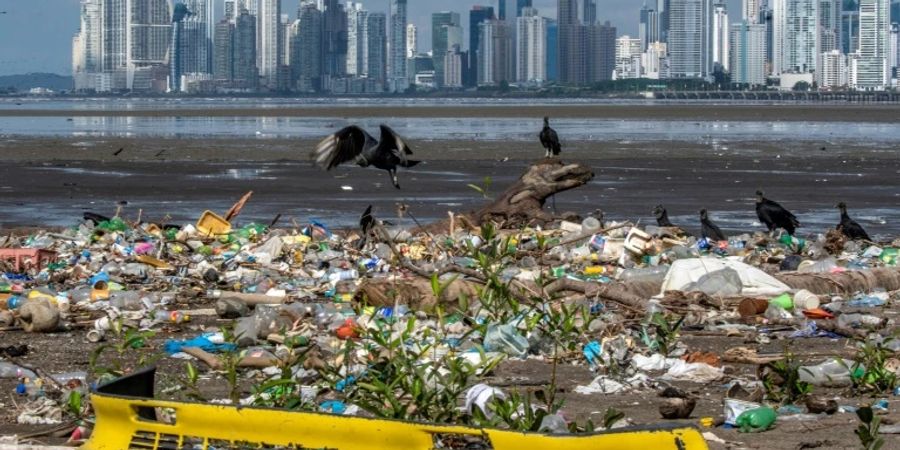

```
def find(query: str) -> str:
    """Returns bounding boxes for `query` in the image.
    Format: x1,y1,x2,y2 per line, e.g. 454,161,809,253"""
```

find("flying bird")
755,190,800,236
539,116,561,158
700,209,727,241
836,202,871,241
313,124,419,189
113,147,124,156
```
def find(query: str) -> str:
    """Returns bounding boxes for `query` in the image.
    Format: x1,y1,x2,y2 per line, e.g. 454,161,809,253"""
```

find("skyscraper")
498,0,508,21
659,0,672,42
730,20,767,84
640,4,660,50
558,0,586,84
432,12,462,87
584,0,598,25
743,0,761,22
126,0,171,91
225,0,237,23
588,22,617,82
347,3,368,77
389,0,408,91
820,0,842,52
546,19,559,81
257,0,281,87
406,24,417,58
713,2,730,71
615,36,643,78
478,19,514,85
171,3,209,92
892,0,900,22
74,0,104,91
469,6,495,87
234,9,259,88
842,8,861,53
324,0,348,79
182,0,213,74
517,7,547,83
856,0,890,89
367,12,388,88
773,0,818,75
214,19,235,81
818,48,849,87
668,0,713,78
294,3,323,91
517,0,533,17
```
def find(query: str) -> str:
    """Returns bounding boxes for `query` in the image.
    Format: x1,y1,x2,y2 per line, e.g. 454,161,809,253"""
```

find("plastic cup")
792,290,820,311
770,293,794,310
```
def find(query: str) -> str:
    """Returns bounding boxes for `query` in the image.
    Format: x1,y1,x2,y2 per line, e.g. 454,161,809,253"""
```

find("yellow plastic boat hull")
82,368,709,450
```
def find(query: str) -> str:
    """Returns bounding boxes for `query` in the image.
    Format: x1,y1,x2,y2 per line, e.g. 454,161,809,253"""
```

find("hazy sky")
0,0,742,76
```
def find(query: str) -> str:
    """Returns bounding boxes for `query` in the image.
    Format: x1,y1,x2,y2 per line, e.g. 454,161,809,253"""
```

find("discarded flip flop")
802,308,835,320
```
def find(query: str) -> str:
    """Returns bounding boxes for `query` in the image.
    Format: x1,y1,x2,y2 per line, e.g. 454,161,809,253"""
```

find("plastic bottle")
797,359,856,387
837,313,884,329
0,362,37,380
483,324,529,358
847,295,887,308
5,296,24,310
618,265,669,284
735,407,776,432
151,310,191,324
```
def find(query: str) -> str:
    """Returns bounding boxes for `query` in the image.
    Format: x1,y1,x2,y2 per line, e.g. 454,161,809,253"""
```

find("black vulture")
836,202,871,241
357,205,376,250
539,117,561,157
653,204,675,227
700,209,727,241
313,125,420,189
755,190,800,236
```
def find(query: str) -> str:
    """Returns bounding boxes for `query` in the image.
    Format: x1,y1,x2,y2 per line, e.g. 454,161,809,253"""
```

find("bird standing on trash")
755,190,800,236
357,205,376,250
539,117,561,158
653,205,676,227
700,209,727,241
836,202,871,241
312,124,420,189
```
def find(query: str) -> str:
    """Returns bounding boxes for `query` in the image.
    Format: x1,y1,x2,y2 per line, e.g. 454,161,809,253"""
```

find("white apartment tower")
855,0,891,89
817,49,849,88
730,21,767,85
516,8,547,83
257,0,282,87
773,0,819,75
347,3,369,77
713,3,730,71
668,0,714,79
615,36,643,78
406,24,417,58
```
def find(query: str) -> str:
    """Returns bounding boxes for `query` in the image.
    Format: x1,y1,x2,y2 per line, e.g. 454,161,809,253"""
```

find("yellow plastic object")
134,255,174,270
196,211,231,237
83,369,709,450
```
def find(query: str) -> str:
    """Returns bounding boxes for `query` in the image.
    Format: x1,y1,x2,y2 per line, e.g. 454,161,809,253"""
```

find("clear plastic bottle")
797,359,857,387
0,362,37,379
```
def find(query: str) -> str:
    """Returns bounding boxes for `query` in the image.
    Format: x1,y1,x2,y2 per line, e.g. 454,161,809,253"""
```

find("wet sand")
2,103,900,122
0,137,897,238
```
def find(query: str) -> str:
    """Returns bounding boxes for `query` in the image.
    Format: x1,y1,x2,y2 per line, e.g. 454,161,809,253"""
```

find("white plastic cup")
792,290,821,311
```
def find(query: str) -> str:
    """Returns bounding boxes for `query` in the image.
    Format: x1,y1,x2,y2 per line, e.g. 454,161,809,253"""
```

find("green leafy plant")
854,406,884,450
849,337,898,394
602,407,626,429
764,348,813,404
89,320,159,381
65,390,86,418
467,176,493,199
642,313,684,357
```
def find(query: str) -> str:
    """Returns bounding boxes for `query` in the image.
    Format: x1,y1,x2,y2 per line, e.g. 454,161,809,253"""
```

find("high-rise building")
892,0,900,21
432,12,462,87
367,12,388,88
640,4,660,50
214,19,235,81
856,0,890,89
257,0,281,87
773,0,818,75
730,20,767,84
517,0,533,17
842,9,861,53
294,3,323,91
668,0,714,78
406,24,417,58
498,0,508,21
126,0,171,91
558,0,586,84
820,0,842,52
516,7,547,83
444,44,465,87
891,22,899,76
588,22,617,82
324,0,348,79
642,41,669,78
713,2,730,71
818,49,849,86
225,0,237,23
584,0,598,25
469,6,495,87
171,3,209,92
743,0,761,22
478,19,514,85
347,3,368,77
74,0,104,91
546,19,559,81
102,0,127,79
389,0,408,91
234,9,259,88
182,0,213,74
659,0,672,42
615,36,643,78
281,14,292,67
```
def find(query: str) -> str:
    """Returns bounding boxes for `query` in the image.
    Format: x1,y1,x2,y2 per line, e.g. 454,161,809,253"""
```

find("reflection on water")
1,116,899,143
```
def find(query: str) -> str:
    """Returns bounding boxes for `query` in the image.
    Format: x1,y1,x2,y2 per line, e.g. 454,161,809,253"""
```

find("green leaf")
857,406,874,424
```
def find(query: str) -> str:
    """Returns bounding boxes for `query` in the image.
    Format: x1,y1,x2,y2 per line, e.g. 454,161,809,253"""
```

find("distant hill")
0,73,73,92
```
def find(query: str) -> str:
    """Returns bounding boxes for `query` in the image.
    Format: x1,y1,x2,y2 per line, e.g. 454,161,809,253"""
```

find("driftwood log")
422,159,594,233
775,267,900,296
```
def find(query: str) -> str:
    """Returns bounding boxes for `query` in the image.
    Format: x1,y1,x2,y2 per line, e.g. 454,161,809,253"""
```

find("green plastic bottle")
736,407,776,433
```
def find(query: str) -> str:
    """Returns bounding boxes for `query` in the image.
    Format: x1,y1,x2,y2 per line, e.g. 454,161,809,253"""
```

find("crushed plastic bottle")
798,359,858,387
0,362,37,380
483,323,529,358
837,313,884,329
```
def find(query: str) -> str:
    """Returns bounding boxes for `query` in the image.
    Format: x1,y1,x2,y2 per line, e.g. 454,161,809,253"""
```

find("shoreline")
2,104,900,122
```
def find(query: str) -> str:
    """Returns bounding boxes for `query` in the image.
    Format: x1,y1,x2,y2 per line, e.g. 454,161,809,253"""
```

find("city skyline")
0,0,746,76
